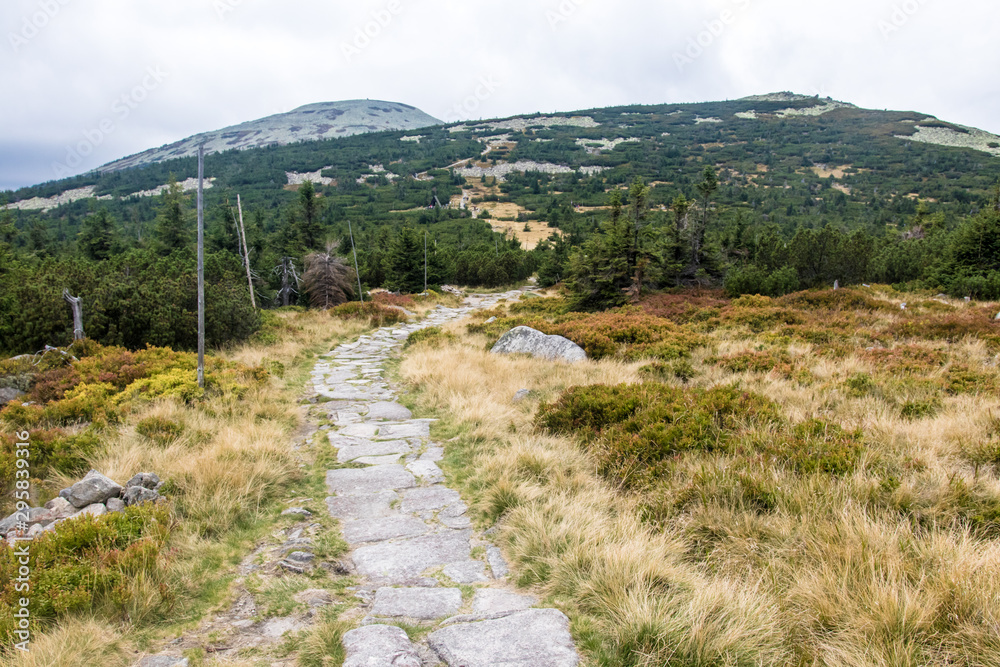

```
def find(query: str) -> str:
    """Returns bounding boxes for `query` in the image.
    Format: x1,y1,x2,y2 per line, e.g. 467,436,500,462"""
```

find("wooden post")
348,219,363,303
62,290,84,340
424,230,428,293
236,194,256,309
197,144,205,389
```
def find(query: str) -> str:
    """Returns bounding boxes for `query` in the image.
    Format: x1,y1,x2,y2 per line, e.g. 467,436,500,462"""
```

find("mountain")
100,100,443,172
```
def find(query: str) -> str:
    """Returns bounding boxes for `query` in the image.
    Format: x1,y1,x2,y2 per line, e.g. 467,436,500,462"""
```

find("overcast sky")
2,0,998,192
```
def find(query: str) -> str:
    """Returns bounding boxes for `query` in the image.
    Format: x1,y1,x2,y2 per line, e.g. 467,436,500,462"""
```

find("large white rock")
490,327,587,363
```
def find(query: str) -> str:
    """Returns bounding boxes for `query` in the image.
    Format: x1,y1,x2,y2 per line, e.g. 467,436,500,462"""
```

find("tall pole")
197,144,205,389
348,219,363,303
424,230,428,293
236,194,256,309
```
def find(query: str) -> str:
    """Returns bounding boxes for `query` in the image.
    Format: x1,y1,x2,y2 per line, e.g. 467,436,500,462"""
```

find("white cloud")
1,0,998,191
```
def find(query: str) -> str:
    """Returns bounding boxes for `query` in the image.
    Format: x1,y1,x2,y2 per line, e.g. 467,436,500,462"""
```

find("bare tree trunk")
63,290,84,340
236,195,257,309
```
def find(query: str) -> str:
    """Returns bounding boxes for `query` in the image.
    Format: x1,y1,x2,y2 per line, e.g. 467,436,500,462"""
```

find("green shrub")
0,503,172,644
331,302,408,326
404,327,457,349
135,416,184,444
753,419,864,475
844,372,878,397
538,384,782,488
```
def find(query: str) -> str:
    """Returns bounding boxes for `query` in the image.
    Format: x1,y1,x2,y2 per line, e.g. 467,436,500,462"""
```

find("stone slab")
377,422,430,440
442,561,489,584
343,624,421,667
400,486,462,513
337,440,411,463
352,530,472,583
366,402,414,421
339,423,381,439
407,460,446,484
343,516,429,545
371,587,462,620
472,589,537,615
327,466,416,496
428,609,579,667
326,491,399,521
354,455,406,466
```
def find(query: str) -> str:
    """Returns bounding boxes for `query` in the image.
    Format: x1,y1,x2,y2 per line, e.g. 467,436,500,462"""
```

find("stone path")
135,289,578,666
317,291,579,666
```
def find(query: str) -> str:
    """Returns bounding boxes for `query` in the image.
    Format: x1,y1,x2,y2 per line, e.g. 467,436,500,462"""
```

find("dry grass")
1,617,133,667
2,310,371,665
400,300,1000,666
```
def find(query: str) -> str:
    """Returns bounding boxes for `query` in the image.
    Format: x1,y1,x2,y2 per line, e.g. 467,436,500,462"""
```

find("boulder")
490,327,586,363
123,486,161,506
66,470,122,509
0,387,24,406
126,472,160,490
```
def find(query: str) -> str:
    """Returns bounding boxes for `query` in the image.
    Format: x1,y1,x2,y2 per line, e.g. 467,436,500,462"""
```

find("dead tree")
274,257,301,307
63,290,84,340
302,243,356,310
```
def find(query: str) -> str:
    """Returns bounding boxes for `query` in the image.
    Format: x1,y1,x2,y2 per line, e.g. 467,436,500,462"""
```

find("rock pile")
1,469,165,543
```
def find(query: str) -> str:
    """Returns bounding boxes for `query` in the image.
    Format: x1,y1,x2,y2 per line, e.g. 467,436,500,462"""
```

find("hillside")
100,99,443,172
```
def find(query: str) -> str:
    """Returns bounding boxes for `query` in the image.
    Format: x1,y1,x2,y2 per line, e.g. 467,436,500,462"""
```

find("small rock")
281,507,313,519
66,470,123,509
487,546,510,579
106,497,126,513
123,486,161,506
44,497,71,512
484,317,498,324
513,389,531,403
78,503,107,518
126,472,161,490
27,523,44,537
286,551,316,565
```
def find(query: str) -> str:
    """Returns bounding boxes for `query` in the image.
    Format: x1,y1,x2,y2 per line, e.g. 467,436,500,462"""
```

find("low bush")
0,503,173,645
538,384,782,488
331,302,408,327
404,327,457,350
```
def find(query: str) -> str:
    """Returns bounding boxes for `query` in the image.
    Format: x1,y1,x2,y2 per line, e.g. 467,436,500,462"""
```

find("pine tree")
386,225,424,293
297,180,324,252
566,190,632,310
78,208,118,261
154,176,190,255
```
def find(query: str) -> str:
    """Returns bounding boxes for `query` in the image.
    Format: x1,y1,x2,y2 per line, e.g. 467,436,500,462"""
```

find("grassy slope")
1,310,372,666
399,289,1000,666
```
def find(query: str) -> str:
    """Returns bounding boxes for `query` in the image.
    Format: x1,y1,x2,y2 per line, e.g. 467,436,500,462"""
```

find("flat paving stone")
400,486,462,513
337,440,411,463
371,587,462,620
339,423,381,439
366,401,414,421
343,625,421,667
326,490,399,521
443,561,489,584
352,530,472,584
420,446,445,462
428,609,579,667
440,514,472,529
407,460,446,483
327,465,416,496
377,422,431,440
342,516,429,544
354,455,405,466
320,390,376,401
472,589,537,615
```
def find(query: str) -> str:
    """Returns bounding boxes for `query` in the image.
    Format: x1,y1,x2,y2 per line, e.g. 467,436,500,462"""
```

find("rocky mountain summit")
101,100,443,172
